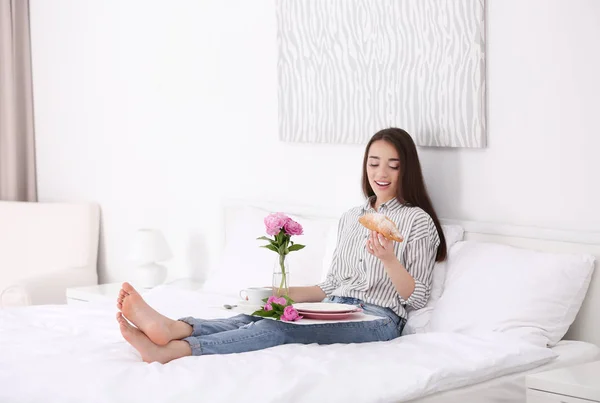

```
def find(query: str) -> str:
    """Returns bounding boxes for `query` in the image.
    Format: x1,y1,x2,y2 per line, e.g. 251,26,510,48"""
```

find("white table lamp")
127,229,173,288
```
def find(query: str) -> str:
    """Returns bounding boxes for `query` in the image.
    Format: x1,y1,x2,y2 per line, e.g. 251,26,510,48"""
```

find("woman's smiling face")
366,140,401,202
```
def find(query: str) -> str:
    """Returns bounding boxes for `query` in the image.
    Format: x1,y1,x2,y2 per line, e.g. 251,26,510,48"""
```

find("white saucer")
237,300,263,309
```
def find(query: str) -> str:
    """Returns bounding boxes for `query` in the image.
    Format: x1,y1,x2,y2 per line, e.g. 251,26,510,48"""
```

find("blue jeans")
178,296,405,356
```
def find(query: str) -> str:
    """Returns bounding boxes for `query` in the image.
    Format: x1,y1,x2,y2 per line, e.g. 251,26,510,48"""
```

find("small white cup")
239,287,272,305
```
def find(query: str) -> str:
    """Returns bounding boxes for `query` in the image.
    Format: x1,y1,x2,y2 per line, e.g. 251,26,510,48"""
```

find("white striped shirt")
318,197,440,319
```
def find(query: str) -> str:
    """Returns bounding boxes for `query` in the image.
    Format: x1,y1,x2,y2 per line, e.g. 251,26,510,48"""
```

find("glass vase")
273,254,290,297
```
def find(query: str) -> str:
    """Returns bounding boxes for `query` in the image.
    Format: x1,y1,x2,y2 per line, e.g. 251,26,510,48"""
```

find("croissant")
358,213,404,242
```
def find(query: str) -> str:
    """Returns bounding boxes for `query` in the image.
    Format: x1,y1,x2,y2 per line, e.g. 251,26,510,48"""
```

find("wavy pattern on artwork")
276,0,486,148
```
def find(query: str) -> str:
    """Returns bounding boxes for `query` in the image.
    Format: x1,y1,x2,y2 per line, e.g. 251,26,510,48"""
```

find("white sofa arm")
1,266,97,307
0,285,31,307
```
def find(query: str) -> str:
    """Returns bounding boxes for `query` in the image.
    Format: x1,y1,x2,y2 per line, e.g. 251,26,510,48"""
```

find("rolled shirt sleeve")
399,216,440,310
318,269,339,296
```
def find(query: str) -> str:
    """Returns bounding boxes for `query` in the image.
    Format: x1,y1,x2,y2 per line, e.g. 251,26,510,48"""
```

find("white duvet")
0,286,557,403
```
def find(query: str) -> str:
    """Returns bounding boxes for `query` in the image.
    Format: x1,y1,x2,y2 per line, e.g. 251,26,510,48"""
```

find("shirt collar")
363,196,402,212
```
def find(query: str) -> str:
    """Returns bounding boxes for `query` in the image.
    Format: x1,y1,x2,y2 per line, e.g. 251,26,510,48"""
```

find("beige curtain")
0,0,36,201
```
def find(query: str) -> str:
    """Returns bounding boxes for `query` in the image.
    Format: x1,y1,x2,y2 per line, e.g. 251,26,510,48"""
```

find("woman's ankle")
170,320,194,340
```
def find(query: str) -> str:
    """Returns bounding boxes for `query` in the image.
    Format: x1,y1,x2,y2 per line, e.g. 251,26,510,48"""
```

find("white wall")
30,0,600,283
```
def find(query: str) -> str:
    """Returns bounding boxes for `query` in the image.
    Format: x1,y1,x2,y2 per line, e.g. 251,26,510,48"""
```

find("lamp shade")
127,229,173,264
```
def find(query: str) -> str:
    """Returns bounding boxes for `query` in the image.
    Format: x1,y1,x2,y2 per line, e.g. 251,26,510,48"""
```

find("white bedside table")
526,360,600,402
66,279,202,305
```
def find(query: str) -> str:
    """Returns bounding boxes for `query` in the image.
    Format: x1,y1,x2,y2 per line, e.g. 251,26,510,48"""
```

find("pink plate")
292,302,359,314
297,309,363,320
296,307,358,314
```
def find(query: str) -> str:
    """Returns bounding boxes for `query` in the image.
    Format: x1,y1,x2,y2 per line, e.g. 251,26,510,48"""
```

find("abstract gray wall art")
276,0,486,148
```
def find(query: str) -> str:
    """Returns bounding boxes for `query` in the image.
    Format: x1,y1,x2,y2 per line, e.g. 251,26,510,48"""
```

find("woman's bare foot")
117,282,191,345
117,313,192,364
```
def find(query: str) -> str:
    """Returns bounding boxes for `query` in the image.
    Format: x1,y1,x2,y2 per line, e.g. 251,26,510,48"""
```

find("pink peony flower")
284,219,303,236
280,306,303,322
264,212,289,236
267,296,287,306
263,303,273,311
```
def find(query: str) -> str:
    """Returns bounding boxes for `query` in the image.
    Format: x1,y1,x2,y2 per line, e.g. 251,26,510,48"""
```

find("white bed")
0,201,598,403
0,287,576,403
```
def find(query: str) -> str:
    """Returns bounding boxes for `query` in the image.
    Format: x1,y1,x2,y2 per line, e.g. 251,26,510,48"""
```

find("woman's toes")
122,282,136,294
116,312,127,325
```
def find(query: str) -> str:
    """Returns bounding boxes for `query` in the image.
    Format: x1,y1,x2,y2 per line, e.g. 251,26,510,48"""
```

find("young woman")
116,127,447,363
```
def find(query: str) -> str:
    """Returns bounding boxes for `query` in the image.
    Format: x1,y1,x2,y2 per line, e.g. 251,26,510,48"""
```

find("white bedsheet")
0,286,558,403
412,339,600,402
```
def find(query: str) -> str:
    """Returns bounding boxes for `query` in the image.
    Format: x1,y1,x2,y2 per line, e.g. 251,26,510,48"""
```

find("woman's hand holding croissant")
366,230,397,265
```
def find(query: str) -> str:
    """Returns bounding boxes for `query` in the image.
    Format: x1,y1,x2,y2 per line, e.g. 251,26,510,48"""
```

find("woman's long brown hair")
361,128,447,261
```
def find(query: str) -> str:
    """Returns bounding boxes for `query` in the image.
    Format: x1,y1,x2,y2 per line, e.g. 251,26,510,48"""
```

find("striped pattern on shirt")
318,197,441,319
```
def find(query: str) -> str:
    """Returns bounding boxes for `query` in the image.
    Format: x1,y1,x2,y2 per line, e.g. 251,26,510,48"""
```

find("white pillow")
428,224,464,304
401,307,435,335
402,224,464,335
202,205,337,297
427,241,595,347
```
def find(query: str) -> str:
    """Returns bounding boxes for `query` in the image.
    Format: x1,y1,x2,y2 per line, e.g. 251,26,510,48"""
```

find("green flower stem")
278,253,287,297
